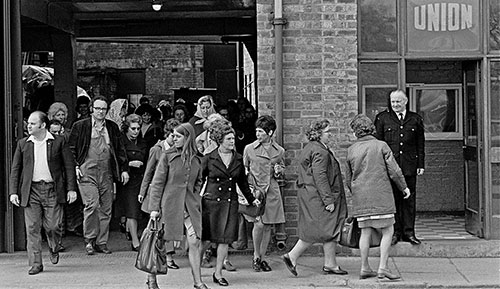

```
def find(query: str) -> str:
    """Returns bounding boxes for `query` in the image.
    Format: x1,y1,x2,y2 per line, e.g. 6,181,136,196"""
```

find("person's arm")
383,143,407,192
416,114,425,174
61,138,78,204
237,159,256,205
148,152,169,213
9,140,23,206
139,146,160,202
374,114,385,141
311,149,336,206
345,158,353,192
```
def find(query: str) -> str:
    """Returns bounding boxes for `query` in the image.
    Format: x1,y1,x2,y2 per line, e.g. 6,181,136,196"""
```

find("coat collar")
208,149,241,176
27,131,54,143
251,140,281,159
311,141,332,155
355,135,377,142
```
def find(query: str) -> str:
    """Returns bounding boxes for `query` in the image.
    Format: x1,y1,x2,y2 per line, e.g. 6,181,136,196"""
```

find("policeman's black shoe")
403,235,421,245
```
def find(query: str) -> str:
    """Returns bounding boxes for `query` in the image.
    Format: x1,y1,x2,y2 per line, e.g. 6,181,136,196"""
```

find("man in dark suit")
69,96,129,255
10,111,77,275
375,90,425,245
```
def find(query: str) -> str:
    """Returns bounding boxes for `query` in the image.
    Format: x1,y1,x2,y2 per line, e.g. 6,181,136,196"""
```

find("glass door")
463,61,483,237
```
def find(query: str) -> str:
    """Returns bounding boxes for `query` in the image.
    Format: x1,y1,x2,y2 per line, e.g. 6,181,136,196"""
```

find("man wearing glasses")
69,96,129,255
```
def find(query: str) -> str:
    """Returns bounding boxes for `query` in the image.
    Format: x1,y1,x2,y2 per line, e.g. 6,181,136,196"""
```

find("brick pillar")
52,33,77,125
256,0,358,239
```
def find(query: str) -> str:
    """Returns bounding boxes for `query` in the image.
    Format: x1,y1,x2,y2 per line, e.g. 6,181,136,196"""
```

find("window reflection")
490,0,500,51
416,89,458,133
360,0,397,53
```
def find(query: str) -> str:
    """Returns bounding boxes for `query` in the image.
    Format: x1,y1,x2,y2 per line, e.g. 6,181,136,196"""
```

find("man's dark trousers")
392,176,416,239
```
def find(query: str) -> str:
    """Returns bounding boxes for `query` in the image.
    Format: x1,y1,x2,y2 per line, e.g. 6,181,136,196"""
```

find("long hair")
174,123,198,164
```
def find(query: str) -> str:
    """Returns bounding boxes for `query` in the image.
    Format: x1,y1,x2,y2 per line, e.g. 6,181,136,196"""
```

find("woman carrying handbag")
147,123,209,289
345,114,410,280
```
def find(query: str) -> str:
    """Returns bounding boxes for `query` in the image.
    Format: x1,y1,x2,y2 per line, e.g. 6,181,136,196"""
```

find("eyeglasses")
93,107,107,111
130,127,140,131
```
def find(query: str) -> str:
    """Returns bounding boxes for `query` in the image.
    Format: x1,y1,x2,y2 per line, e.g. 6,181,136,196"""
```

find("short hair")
164,118,181,135
173,104,189,121
91,95,109,108
305,119,330,141
255,115,276,135
389,89,408,102
47,102,68,121
135,103,159,121
209,119,235,145
31,111,50,129
122,113,142,133
350,114,375,138
139,96,150,104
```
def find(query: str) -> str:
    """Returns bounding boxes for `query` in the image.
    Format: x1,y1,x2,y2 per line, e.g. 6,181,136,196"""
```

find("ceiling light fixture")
152,0,163,11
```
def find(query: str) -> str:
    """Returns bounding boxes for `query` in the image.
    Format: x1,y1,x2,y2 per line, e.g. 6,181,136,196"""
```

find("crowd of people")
9,89,425,289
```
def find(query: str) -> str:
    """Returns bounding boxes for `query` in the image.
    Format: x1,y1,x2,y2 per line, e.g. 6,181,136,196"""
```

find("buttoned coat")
296,141,347,243
345,135,407,218
374,109,425,176
201,149,255,243
243,140,285,224
10,134,77,207
148,148,204,241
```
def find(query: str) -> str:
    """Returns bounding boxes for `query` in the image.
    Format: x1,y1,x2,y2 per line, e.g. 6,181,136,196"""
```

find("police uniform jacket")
374,109,425,176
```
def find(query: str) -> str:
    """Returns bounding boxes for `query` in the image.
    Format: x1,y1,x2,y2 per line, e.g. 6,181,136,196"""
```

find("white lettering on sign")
414,3,472,31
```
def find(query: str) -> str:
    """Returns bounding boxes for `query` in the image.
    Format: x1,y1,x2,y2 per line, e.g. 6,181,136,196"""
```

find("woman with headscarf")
346,114,410,280
282,119,348,277
189,95,216,137
106,98,128,129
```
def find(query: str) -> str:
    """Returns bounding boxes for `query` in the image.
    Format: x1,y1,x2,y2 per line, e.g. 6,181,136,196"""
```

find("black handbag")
135,218,168,275
238,172,266,217
339,217,381,249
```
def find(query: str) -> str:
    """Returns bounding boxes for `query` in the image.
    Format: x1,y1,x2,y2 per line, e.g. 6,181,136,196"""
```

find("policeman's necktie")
398,113,404,124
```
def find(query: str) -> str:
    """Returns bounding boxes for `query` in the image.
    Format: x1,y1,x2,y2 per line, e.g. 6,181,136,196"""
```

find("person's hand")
67,191,77,204
274,163,285,175
129,160,144,168
10,194,20,207
417,168,425,176
150,210,160,219
75,167,83,182
325,203,335,212
138,194,144,203
121,171,130,185
252,199,261,207
403,188,411,199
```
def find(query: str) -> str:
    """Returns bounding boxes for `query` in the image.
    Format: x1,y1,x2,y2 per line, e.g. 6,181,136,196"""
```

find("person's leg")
402,176,417,238
252,220,264,260
322,241,339,268
287,239,311,265
146,273,159,289
215,243,228,279
259,224,272,257
378,225,394,271
187,234,204,286
234,214,248,249
25,186,44,268
127,218,140,248
79,182,100,244
42,185,64,254
359,228,372,271
391,182,403,241
96,175,113,247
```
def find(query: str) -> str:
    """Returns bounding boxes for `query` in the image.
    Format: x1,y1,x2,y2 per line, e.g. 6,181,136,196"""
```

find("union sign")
407,0,480,52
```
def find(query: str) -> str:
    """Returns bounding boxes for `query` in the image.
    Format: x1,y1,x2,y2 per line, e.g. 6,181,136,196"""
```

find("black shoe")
95,244,112,254
146,279,160,289
28,265,43,275
85,242,95,255
50,251,59,264
119,217,127,233
281,254,297,276
391,235,399,246
194,283,210,289
167,260,179,269
212,273,229,286
58,243,65,252
131,244,140,252
322,266,348,275
403,235,421,245
260,260,272,272
252,258,261,272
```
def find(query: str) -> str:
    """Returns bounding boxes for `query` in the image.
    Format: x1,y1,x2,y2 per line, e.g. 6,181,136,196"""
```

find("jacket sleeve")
61,138,77,192
416,115,425,169
148,152,169,212
68,122,80,166
345,158,353,193
374,114,385,141
237,159,255,204
193,156,203,197
113,127,129,174
9,140,23,196
139,146,160,198
383,143,407,192
311,149,335,206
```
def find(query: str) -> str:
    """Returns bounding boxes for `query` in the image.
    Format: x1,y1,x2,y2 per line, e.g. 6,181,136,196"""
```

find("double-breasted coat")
243,140,285,224
201,149,255,243
148,148,204,241
296,141,347,243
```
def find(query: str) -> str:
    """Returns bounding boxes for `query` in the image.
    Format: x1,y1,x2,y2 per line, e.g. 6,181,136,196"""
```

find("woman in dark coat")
148,123,208,289
201,119,260,286
346,114,410,281
117,114,148,251
135,103,163,149
282,119,348,276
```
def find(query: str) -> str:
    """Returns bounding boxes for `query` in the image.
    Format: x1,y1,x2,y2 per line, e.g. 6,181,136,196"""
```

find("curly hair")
305,119,330,141
209,119,234,145
163,118,181,135
47,102,68,123
121,113,142,133
350,114,375,138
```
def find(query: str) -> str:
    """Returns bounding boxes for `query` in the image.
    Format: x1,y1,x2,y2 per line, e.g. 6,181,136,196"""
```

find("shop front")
358,0,500,239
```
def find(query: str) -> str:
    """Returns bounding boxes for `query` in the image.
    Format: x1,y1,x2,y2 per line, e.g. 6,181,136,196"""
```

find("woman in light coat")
147,123,208,289
282,119,347,276
346,114,410,280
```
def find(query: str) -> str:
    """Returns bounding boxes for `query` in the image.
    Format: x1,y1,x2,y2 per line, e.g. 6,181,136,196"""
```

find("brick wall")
256,0,358,238
76,42,204,105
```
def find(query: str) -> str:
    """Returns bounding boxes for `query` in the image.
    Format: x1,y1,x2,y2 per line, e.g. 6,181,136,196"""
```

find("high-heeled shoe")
131,244,140,252
377,268,401,281
212,273,228,286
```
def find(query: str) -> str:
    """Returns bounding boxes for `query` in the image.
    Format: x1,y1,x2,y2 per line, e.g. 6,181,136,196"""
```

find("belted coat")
148,148,204,241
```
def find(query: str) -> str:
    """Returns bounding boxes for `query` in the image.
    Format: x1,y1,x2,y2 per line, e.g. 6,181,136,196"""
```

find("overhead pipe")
273,0,287,250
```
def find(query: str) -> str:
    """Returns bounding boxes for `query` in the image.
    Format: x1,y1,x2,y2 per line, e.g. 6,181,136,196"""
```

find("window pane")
364,87,396,120
491,62,500,147
491,0,500,51
359,0,397,53
359,62,398,120
416,89,458,133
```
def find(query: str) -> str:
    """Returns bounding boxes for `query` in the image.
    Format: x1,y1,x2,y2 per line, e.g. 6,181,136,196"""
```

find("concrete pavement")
1,250,499,289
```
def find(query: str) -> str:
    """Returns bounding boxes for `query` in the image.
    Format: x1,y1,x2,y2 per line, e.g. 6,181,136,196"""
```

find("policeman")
375,90,425,245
